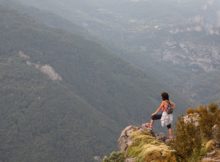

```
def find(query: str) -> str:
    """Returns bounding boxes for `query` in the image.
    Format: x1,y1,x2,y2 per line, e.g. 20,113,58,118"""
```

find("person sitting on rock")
146,92,175,139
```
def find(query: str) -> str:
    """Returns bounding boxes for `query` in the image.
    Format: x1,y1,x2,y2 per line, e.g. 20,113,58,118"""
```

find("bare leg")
168,128,173,139
149,114,161,128
144,119,153,129
150,119,154,127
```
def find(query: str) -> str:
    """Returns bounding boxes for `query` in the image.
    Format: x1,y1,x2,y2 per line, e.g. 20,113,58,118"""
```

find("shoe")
144,123,152,130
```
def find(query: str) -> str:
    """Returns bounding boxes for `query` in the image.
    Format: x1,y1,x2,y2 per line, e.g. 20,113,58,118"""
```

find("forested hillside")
15,0,220,104
0,2,188,162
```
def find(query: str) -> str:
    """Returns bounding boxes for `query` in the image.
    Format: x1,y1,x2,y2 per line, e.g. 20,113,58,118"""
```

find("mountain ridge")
0,2,189,161
14,0,220,104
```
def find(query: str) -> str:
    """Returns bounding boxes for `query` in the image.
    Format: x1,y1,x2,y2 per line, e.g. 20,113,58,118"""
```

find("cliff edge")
103,103,220,162
103,125,176,162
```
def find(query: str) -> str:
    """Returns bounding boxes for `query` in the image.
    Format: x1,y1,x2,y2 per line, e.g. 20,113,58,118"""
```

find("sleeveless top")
161,101,171,112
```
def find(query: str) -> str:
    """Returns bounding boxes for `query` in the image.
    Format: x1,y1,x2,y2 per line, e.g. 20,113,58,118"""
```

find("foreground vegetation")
104,103,220,162
170,103,220,161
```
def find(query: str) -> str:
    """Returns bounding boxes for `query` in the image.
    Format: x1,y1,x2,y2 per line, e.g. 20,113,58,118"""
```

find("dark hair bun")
161,92,169,100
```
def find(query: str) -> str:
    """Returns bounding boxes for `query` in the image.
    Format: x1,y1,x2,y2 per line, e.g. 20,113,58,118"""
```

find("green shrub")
103,151,125,162
198,104,219,140
172,117,202,161
208,103,218,113
170,103,220,161
186,108,195,114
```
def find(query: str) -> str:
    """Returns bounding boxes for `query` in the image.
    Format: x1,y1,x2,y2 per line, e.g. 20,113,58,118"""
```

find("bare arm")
151,102,163,116
170,101,176,109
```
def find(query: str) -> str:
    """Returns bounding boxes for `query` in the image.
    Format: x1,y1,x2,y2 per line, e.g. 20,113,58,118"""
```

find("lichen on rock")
105,125,177,162
125,128,176,162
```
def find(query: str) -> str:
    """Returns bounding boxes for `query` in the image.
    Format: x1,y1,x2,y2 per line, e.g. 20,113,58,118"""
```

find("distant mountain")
0,2,189,162
0,4,119,162
15,0,220,104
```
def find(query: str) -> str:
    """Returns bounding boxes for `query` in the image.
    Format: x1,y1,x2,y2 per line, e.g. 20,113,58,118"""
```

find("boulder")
201,149,220,162
205,140,216,152
118,125,140,151
183,113,200,127
212,124,220,147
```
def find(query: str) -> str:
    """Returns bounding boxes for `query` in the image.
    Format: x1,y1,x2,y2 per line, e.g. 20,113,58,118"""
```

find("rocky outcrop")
117,125,176,162
183,113,200,126
213,124,220,147
201,125,220,162
104,104,220,162
118,125,140,152
202,149,220,162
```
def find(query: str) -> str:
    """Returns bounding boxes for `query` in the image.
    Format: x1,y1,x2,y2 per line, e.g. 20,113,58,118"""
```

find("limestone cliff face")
103,125,176,162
